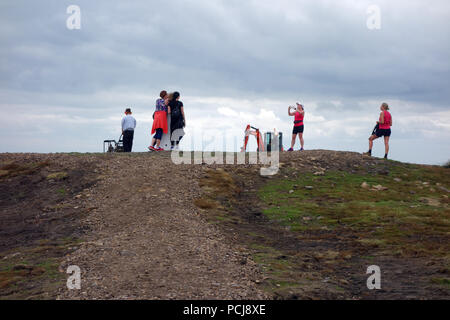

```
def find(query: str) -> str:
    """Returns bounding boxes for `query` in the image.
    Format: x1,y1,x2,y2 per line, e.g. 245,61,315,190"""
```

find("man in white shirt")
121,108,136,152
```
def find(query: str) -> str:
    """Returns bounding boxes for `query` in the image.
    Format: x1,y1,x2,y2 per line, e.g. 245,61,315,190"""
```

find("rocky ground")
0,152,268,299
0,150,448,300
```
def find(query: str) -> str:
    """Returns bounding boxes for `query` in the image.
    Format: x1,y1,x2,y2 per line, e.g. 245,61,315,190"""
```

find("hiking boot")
287,148,294,152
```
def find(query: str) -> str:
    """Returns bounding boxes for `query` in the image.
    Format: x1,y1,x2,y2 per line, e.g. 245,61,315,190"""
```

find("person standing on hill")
366,102,392,159
149,90,169,151
121,108,136,152
169,91,186,150
287,102,305,151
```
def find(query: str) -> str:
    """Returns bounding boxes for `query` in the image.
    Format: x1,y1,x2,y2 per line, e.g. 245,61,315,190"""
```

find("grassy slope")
257,161,450,295
260,164,449,254
196,156,450,299
0,238,82,299
0,158,93,299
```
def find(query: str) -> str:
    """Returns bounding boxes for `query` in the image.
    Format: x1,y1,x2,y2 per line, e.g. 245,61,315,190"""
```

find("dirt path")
58,153,268,299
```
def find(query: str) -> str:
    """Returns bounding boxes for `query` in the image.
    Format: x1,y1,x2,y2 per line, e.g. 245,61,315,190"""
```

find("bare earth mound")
0,150,448,300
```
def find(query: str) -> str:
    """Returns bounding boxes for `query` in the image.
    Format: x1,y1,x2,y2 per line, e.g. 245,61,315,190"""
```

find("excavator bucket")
242,125,265,152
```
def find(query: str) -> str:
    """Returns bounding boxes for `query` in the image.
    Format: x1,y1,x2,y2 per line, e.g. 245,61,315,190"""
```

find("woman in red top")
367,103,393,159
287,102,305,151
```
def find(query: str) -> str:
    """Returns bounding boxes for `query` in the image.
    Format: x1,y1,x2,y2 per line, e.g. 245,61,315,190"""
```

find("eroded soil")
0,151,448,300
0,154,99,298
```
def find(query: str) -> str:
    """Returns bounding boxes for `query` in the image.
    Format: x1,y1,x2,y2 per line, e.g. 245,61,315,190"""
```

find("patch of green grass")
0,161,50,179
334,285,345,292
360,255,376,261
357,238,386,246
0,257,61,297
259,166,450,257
47,172,68,180
266,279,299,289
36,258,60,279
431,278,450,287
0,238,83,299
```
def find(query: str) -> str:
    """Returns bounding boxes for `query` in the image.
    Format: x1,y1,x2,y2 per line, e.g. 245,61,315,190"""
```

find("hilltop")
0,150,448,299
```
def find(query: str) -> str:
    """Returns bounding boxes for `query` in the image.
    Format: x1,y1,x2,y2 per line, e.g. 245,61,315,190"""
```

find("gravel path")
58,153,268,300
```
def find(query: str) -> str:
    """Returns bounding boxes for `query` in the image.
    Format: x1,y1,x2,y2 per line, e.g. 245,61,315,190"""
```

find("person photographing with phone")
287,102,305,152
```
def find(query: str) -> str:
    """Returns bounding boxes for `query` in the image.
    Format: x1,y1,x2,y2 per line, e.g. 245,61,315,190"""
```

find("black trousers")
123,130,134,152
171,135,183,146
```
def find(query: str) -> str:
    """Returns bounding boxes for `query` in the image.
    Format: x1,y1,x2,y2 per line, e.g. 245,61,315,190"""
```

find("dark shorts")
293,125,304,134
153,128,163,140
376,128,391,137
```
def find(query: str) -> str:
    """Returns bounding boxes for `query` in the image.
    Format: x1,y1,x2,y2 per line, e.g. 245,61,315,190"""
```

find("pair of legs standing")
291,132,304,151
150,128,163,149
123,130,134,152
170,135,183,149
368,133,390,159
149,129,183,151
289,125,304,151
170,126,185,150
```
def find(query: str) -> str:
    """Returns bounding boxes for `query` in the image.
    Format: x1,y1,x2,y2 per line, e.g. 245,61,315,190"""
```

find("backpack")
171,102,181,119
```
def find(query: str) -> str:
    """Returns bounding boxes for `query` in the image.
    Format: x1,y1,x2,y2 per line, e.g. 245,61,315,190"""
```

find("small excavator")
241,125,265,152
241,125,283,152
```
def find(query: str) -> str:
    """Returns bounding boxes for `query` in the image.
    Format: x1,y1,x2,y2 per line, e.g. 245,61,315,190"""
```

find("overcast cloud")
0,0,449,164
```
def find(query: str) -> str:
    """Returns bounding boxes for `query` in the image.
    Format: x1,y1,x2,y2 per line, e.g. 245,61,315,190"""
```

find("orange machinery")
241,125,265,152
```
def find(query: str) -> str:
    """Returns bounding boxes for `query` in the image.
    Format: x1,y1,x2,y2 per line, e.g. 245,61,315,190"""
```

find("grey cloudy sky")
0,0,449,164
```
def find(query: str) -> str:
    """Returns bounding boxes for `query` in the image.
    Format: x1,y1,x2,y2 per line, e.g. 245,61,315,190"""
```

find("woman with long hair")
287,102,305,151
168,91,186,150
366,102,393,159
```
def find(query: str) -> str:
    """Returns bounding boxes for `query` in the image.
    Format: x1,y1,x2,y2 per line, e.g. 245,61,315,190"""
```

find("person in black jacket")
169,91,186,150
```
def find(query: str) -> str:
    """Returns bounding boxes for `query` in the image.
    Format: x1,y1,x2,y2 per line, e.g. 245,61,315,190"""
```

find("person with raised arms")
287,102,305,152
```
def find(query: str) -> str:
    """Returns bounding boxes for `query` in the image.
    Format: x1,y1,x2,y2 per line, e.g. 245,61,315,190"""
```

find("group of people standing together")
120,91,186,152
121,94,392,159
286,101,392,159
